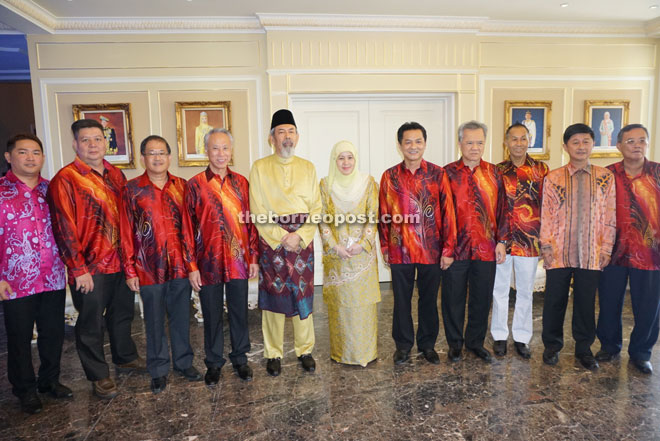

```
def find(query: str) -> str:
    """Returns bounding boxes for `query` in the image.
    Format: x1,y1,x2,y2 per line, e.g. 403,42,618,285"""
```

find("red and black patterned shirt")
378,160,457,265
497,155,549,257
445,159,510,262
47,158,125,284
182,168,259,284
608,159,660,270
120,172,188,286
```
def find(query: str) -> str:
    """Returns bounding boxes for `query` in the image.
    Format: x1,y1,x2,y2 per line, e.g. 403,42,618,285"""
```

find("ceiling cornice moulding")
258,14,648,36
0,2,654,37
481,20,645,36
54,17,262,33
1,0,262,33
1,0,56,31
257,13,486,32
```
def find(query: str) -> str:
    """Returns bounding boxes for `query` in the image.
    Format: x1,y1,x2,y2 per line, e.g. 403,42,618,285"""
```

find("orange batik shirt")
539,163,616,270
47,158,126,284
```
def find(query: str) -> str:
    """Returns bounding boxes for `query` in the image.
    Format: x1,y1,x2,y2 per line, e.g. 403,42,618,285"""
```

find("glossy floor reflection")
1,285,659,440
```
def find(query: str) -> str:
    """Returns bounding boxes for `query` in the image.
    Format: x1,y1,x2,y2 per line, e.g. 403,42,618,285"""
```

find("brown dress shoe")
93,377,118,400
116,356,147,373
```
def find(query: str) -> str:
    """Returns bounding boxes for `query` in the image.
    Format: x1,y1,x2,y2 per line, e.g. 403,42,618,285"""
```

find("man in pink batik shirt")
0,134,70,414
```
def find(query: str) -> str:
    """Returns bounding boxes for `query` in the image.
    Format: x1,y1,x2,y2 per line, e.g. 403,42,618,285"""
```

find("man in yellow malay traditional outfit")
249,109,322,376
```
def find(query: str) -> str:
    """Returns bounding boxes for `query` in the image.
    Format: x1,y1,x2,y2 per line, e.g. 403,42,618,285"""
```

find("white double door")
289,93,456,285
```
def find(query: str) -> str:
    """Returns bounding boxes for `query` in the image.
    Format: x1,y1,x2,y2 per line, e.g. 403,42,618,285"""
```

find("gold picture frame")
504,101,552,160
584,100,629,158
72,103,135,169
175,101,232,167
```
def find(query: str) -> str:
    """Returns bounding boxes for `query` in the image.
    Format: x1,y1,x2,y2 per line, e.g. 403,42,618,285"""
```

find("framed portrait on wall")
584,100,629,158
504,101,552,160
175,101,232,167
72,103,135,168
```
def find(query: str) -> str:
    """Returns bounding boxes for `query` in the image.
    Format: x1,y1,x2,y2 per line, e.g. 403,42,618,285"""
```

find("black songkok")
270,109,297,130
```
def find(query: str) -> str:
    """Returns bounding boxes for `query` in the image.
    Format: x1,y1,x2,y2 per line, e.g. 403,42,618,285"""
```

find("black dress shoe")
234,363,253,381
468,346,493,363
595,349,620,362
38,381,73,399
150,376,167,394
174,366,202,382
19,390,42,415
393,349,410,365
266,358,281,377
204,367,221,386
298,354,316,372
543,349,559,365
514,342,531,360
577,354,599,371
420,349,440,365
448,347,462,362
493,340,507,356
630,359,653,374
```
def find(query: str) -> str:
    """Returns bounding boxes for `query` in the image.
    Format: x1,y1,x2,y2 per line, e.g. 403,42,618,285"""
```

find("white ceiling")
25,0,660,23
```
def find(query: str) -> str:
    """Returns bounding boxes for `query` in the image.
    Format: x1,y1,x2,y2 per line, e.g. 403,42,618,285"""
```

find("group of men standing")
0,108,657,418
0,110,321,414
383,119,658,380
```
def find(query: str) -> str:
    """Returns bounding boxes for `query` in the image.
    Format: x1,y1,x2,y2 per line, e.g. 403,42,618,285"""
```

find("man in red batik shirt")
490,123,548,360
120,135,201,394
182,128,259,385
48,119,144,400
379,121,457,366
595,124,659,375
443,120,509,364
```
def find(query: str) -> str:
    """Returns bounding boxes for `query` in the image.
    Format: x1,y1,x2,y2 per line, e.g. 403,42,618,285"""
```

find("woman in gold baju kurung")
320,141,381,366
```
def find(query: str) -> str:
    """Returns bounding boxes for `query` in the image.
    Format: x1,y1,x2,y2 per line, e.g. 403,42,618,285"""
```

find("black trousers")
140,278,194,378
2,289,65,398
70,272,139,381
597,265,660,361
199,279,250,368
390,264,441,352
542,267,600,356
441,260,496,350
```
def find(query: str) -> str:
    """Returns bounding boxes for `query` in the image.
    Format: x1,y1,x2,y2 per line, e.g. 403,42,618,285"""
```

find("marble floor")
0,284,659,441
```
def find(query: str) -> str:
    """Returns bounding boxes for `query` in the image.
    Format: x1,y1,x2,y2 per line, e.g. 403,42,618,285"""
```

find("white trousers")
490,255,539,344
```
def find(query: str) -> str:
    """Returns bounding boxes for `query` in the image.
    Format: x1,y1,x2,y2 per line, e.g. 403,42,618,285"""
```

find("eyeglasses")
623,139,648,147
144,151,169,157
